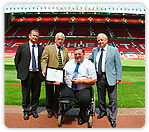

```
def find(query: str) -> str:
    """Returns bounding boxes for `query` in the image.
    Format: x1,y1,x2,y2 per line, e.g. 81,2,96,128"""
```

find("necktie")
32,44,36,71
98,48,104,74
58,47,63,69
72,63,80,90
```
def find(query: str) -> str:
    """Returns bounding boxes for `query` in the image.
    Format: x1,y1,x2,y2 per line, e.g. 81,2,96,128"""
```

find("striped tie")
58,47,63,69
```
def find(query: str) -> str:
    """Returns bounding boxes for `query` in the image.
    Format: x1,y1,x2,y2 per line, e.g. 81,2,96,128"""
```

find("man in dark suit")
89,33,122,127
41,32,69,119
15,29,44,120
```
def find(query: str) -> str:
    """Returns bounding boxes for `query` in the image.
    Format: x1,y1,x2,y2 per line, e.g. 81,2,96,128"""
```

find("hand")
53,82,61,85
71,78,81,84
42,71,45,77
116,80,121,84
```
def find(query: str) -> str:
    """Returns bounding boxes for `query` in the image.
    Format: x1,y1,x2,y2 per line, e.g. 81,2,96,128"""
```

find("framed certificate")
45,67,64,83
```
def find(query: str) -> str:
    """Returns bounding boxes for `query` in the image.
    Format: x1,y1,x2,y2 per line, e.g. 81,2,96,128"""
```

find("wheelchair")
57,85,96,128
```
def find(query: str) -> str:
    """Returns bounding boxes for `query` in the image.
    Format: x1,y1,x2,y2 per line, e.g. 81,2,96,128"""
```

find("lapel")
105,45,111,63
37,44,41,64
37,44,40,55
95,47,99,57
93,47,99,65
38,44,43,56
26,42,31,60
53,44,59,60
62,47,65,62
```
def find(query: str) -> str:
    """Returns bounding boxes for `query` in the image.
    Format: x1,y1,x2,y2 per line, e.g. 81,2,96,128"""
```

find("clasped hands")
54,78,82,85
71,78,82,84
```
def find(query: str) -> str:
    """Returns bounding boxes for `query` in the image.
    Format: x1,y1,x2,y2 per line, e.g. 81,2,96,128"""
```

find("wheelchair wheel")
88,115,93,128
58,115,63,127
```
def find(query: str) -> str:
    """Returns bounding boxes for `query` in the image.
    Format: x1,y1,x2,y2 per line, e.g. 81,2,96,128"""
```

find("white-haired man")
89,33,122,127
41,32,69,119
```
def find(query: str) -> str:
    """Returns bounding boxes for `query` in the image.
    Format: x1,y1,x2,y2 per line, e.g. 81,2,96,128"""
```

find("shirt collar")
101,45,107,51
55,44,63,50
75,58,85,65
29,41,37,47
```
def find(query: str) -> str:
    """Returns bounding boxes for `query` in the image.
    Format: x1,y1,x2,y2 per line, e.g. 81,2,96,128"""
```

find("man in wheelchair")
59,47,97,125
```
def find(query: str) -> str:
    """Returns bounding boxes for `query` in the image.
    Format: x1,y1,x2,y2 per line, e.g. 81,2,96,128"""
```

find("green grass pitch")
4,58,145,108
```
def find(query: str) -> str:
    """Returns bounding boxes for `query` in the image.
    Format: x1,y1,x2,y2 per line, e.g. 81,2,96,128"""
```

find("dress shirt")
55,44,63,64
96,45,107,72
64,58,97,90
29,41,39,71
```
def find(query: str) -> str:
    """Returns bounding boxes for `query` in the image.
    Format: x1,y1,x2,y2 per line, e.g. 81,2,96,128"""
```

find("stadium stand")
112,40,142,53
4,4,145,59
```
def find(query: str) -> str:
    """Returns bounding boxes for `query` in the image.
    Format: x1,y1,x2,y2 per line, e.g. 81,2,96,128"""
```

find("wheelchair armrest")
59,97,78,104
59,99,71,104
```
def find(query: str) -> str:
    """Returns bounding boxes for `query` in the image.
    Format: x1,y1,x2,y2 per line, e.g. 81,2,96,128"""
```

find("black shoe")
54,113,58,119
97,113,106,119
29,111,32,116
32,111,38,118
78,116,84,125
110,121,116,128
47,112,53,118
24,112,29,120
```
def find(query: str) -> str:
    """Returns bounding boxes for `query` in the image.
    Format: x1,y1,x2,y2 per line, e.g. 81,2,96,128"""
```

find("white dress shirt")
29,41,39,71
64,58,97,90
96,45,107,72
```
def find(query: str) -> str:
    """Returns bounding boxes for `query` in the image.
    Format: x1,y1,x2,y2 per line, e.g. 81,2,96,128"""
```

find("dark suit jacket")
15,42,44,81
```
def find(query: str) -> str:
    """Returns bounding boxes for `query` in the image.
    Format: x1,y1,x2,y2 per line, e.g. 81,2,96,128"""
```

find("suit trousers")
45,83,62,114
96,72,117,121
59,85,92,117
21,71,41,113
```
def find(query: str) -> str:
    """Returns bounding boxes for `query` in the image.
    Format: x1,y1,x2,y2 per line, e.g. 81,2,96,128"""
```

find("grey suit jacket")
15,42,44,81
89,45,122,86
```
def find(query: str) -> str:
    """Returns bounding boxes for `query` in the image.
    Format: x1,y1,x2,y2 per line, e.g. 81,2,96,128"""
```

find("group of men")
14,29,122,128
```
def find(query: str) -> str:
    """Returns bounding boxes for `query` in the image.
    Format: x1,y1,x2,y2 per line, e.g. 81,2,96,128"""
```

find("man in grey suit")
89,33,122,127
15,29,44,120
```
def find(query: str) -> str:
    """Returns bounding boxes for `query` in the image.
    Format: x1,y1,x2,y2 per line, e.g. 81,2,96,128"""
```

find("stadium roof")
5,4,145,15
